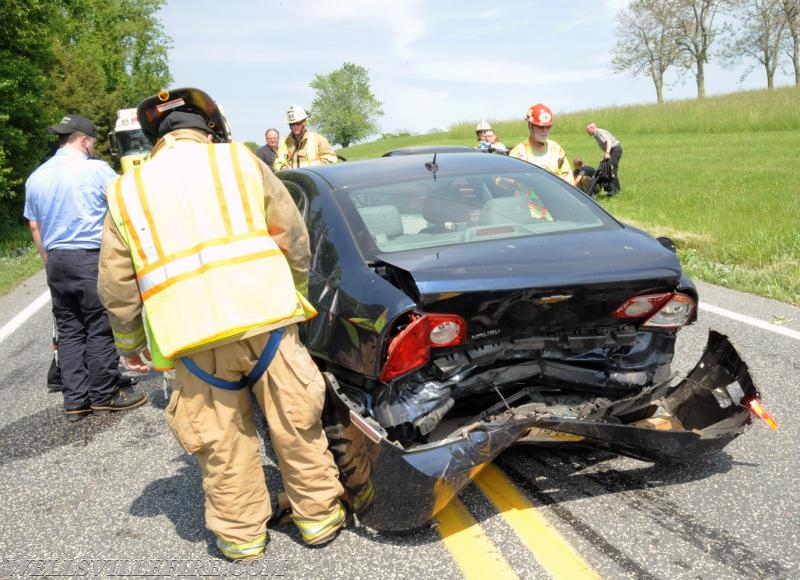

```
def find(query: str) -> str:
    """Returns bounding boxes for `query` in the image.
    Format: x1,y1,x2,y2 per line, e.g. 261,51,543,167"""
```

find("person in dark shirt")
572,157,596,193
254,127,280,170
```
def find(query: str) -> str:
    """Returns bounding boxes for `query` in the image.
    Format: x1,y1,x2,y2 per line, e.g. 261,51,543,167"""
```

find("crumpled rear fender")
323,383,535,532
514,330,761,462
322,331,761,532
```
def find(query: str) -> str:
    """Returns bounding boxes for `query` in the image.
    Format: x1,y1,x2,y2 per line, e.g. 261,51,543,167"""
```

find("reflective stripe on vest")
108,141,307,361
276,141,289,170
305,132,318,165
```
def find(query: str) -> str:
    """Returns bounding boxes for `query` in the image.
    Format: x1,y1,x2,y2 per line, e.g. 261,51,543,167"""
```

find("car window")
282,180,308,218
341,170,611,255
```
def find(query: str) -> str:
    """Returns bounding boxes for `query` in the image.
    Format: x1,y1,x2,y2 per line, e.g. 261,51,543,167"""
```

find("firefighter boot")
293,501,346,546
216,532,268,561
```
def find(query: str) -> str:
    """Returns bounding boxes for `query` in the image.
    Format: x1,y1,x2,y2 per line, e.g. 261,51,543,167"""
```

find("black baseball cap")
48,114,97,138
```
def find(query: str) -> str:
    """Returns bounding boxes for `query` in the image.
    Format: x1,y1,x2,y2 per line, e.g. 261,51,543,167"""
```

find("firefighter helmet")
287,105,310,124
137,87,231,144
475,121,492,134
525,103,554,127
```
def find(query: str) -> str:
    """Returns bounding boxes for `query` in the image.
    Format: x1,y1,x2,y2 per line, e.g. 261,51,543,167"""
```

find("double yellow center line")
436,463,599,579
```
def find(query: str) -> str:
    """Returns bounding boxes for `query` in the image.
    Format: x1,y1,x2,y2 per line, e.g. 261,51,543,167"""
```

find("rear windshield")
339,168,617,255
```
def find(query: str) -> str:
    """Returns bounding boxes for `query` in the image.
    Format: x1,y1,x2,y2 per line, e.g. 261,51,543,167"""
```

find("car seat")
357,205,404,243
421,181,475,233
478,196,535,225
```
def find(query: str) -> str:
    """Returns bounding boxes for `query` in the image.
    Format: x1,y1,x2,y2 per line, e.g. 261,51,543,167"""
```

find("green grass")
3,86,799,305
342,86,800,305
0,223,44,295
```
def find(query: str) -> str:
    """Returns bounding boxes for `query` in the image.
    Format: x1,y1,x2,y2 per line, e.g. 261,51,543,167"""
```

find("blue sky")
158,0,794,145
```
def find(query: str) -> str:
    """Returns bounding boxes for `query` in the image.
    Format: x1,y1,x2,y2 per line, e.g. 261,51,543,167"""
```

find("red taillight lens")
381,316,430,381
613,293,672,319
613,292,696,328
380,313,466,381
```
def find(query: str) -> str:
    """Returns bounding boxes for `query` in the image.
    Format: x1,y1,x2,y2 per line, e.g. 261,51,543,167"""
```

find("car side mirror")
657,236,677,253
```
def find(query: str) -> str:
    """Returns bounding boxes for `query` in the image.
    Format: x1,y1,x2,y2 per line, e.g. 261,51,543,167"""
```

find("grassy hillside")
342,86,800,305
2,87,798,304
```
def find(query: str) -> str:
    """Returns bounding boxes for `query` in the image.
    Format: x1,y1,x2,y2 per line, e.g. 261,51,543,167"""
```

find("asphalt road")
1,271,798,579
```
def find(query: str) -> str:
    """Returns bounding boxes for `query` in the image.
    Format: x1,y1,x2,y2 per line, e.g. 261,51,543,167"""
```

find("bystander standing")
586,122,623,195
24,114,147,421
255,128,280,171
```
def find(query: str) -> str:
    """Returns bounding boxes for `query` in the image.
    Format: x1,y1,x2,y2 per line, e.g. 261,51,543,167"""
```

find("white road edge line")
699,303,800,341
0,290,51,343
2,291,798,344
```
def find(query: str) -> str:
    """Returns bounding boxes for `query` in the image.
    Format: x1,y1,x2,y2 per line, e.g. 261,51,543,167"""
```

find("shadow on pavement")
130,455,208,544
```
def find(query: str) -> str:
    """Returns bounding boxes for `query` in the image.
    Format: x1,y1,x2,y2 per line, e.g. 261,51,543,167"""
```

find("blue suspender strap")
180,327,286,391
181,357,246,390
245,327,285,386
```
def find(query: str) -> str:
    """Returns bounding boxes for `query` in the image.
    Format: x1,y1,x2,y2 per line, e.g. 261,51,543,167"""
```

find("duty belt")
181,328,285,390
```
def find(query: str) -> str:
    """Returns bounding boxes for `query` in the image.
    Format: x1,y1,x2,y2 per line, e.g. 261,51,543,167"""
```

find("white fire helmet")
475,121,492,134
287,105,310,124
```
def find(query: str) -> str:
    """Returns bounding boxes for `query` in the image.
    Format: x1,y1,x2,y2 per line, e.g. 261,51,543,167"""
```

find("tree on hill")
612,0,684,104
672,0,734,99
721,0,788,89
310,62,384,148
779,0,800,84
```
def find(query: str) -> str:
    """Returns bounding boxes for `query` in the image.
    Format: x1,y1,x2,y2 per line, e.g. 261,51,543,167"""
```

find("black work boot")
91,386,148,415
65,407,91,422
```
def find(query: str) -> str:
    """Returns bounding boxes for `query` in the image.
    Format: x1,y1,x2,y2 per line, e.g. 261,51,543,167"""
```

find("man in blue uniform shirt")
24,114,147,421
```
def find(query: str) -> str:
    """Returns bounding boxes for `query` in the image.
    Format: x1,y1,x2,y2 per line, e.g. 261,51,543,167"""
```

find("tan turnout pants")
165,324,343,545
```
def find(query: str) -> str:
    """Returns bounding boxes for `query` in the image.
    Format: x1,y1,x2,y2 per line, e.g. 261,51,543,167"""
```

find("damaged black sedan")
278,152,772,532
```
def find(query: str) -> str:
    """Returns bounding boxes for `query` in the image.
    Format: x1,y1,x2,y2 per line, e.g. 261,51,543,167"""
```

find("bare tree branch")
611,0,684,104
721,0,787,88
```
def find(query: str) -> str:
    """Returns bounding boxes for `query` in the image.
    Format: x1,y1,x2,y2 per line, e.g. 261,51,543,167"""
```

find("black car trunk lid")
375,227,682,343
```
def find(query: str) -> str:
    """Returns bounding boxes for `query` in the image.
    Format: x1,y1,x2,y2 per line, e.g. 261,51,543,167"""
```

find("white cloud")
406,58,611,86
301,0,428,58
158,0,795,143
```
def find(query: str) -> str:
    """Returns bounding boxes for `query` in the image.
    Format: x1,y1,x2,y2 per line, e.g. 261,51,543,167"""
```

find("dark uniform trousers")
609,145,623,194
46,249,119,410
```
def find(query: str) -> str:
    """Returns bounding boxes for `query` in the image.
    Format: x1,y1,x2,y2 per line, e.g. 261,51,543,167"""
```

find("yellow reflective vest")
107,138,314,369
509,139,573,183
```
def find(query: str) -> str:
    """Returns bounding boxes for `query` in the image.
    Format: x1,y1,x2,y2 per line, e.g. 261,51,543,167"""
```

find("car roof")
382,145,479,157
287,151,534,190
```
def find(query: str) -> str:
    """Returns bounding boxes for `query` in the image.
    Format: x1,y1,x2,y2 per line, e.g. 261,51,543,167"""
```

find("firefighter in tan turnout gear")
273,105,338,171
97,87,345,560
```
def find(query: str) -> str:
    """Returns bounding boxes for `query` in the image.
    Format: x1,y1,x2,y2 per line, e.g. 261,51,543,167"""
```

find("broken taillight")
380,313,466,381
613,292,695,328
749,399,778,430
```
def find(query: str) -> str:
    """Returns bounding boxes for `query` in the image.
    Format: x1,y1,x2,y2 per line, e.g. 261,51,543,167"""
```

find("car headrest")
479,196,534,225
357,205,403,240
422,183,473,225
